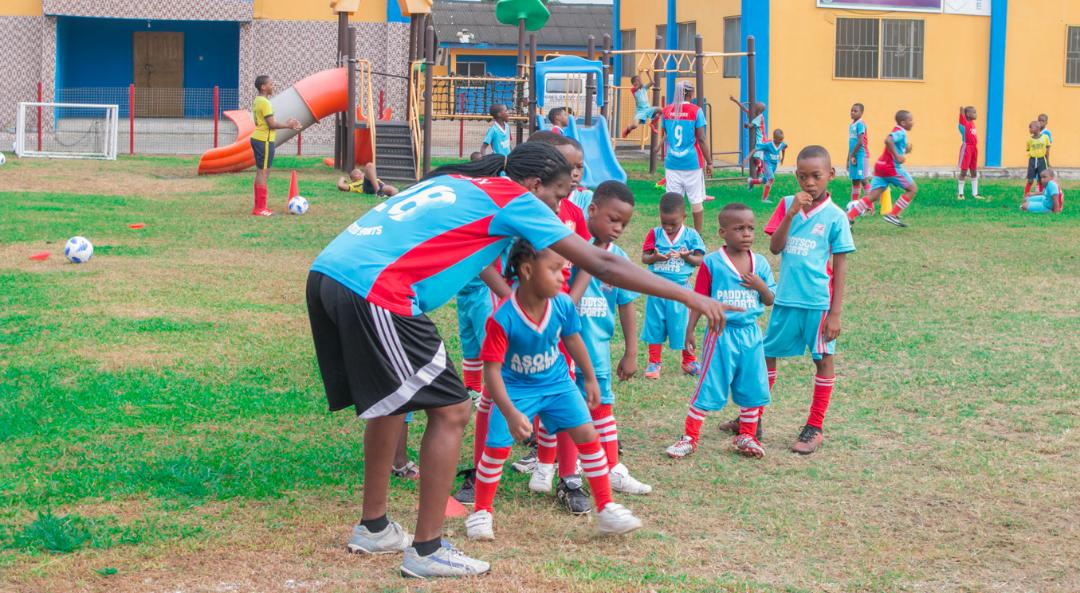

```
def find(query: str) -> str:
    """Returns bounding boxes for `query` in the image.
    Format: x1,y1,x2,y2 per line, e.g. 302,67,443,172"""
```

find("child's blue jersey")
890,127,909,158
849,119,868,156
764,195,855,310
483,122,512,156
481,292,581,396
569,187,594,219
642,225,706,284
694,248,774,327
311,175,571,316
662,103,706,171
754,141,787,168
570,244,638,377
1045,180,1061,199
634,87,649,111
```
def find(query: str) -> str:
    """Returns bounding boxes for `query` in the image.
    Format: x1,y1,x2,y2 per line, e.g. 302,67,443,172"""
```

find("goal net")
15,102,119,160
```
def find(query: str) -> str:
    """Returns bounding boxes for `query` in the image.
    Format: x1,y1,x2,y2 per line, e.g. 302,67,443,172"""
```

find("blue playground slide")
565,116,626,188
534,55,627,188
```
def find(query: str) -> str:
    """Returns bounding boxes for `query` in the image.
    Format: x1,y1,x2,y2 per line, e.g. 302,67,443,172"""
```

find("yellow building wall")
770,2,989,171
1,0,42,16
616,0,743,161
254,0,386,22
1001,0,1080,168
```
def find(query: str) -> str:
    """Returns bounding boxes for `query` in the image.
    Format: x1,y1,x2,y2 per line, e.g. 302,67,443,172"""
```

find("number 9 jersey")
662,102,707,171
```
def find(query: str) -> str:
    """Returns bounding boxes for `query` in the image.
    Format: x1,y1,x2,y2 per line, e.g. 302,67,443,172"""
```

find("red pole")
212,85,219,148
36,82,42,152
128,84,135,155
297,132,303,156
458,93,465,158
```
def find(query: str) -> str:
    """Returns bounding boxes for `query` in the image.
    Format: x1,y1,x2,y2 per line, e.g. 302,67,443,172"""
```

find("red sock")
590,404,618,468
576,439,612,512
851,189,860,202
462,359,482,392
536,419,557,464
807,375,835,429
892,195,912,215
1038,182,1045,192
684,405,706,441
253,184,268,212
768,369,777,391
648,344,662,364
739,406,762,437
472,394,493,467
556,431,578,478
1024,181,1033,195
681,349,696,365
762,182,773,200
473,445,511,513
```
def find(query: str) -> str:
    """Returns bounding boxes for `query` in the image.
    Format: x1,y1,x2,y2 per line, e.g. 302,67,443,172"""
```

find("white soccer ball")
288,196,309,215
0,152,6,166
64,236,94,264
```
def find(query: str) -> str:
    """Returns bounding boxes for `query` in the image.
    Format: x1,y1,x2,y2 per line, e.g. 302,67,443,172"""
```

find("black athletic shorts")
306,271,469,418
251,137,275,170
1027,156,1047,181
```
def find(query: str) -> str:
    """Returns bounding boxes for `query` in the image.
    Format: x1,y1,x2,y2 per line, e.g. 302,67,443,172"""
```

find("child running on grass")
957,106,982,200
847,110,917,228
663,81,713,233
667,202,775,459
641,192,707,380
482,103,513,156
464,240,644,541
1022,168,1064,214
336,163,399,197
548,107,570,135
622,73,659,138
1024,120,1051,197
557,181,651,495
847,103,870,204
250,74,302,216
763,145,854,455
751,129,787,202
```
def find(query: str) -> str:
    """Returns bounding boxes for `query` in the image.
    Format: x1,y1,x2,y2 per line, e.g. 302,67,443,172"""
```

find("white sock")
972,178,979,195
958,180,965,196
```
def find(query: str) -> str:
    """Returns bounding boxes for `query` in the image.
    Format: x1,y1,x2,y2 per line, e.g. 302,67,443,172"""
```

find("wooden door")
133,32,184,117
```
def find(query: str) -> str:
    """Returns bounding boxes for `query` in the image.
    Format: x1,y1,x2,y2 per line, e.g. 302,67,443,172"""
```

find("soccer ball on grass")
288,196,309,215
64,236,93,264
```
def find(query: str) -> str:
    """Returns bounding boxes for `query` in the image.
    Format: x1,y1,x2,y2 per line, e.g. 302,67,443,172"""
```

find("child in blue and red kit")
547,181,652,495
641,192,707,379
455,262,512,397
752,129,787,202
763,145,854,455
667,202,775,459
464,240,643,541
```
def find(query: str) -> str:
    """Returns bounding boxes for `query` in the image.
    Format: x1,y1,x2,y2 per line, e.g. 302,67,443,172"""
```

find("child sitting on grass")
1022,168,1064,214
667,202,775,459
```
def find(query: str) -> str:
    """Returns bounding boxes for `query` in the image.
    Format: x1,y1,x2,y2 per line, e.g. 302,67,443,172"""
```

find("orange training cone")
287,170,299,207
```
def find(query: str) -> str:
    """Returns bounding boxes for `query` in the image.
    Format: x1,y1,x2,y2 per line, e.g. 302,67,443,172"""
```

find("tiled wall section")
0,16,45,150
42,0,253,21
240,20,410,149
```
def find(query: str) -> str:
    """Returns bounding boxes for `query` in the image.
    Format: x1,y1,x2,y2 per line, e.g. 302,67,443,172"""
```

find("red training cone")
287,169,300,209
444,496,468,518
29,251,50,261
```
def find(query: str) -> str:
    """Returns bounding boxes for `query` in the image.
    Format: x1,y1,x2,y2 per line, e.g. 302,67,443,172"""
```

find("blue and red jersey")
662,102,707,171
694,247,774,327
849,119,868,157
958,113,977,149
311,175,572,317
764,195,855,310
874,126,910,177
480,292,581,397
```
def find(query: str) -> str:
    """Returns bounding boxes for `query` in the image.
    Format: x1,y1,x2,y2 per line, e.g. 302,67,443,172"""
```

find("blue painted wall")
56,16,240,117
985,0,1007,167
739,0,769,161
386,0,409,24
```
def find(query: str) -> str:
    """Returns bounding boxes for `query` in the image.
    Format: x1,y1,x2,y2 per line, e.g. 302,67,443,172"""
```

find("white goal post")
15,102,119,160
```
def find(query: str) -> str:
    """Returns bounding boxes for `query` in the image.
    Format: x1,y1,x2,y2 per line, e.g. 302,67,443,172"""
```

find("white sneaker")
528,462,555,493
665,435,697,458
609,463,652,495
595,503,643,536
346,520,412,554
465,509,495,541
400,541,491,578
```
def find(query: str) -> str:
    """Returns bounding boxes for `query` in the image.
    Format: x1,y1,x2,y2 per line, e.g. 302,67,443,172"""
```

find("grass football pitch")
1,155,1078,593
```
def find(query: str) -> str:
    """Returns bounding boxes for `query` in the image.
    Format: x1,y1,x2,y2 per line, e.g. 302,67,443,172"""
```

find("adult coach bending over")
306,142,731,579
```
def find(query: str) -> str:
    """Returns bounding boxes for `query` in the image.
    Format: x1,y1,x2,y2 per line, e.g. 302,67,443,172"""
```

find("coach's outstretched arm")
550,234,736,332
